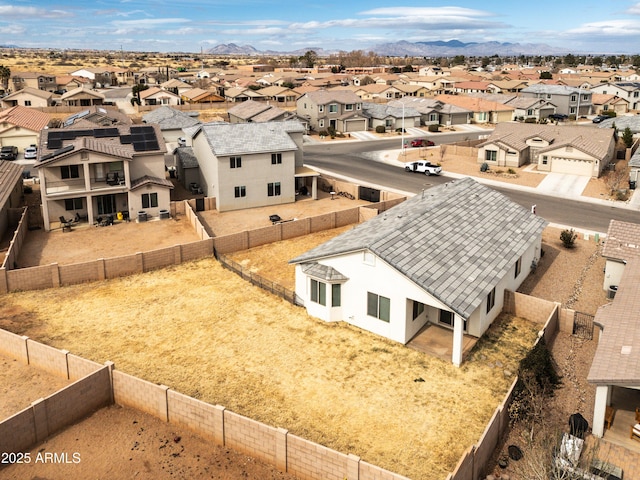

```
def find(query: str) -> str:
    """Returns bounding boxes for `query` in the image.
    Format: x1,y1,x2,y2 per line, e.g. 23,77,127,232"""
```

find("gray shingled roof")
521,84,583,95
198,120,304,156
176,147,199,169
290,177,547,319
601,219,640,262
142,106,201,130
362,102,421,120
301,89,362,105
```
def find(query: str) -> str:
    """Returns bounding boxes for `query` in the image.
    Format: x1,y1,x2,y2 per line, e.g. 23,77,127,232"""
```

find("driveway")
536,173,591,197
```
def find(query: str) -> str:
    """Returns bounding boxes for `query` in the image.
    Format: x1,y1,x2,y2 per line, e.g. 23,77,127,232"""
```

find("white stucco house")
290,177,547,366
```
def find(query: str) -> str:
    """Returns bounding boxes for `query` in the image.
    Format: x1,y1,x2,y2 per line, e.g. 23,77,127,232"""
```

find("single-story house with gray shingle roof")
362,102,421,132
588,221,640,438
394,97,471,126
290,177,547,366
142,106,201,144
477,123,616,175
185,120,316,211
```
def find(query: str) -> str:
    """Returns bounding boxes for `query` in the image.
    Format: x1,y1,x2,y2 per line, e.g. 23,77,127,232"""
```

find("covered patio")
601,386,640,455
406,322,478,362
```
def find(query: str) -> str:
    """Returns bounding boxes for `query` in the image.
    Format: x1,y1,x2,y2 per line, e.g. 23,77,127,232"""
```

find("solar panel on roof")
131,125,155,134
145,140,159,150
47,132,64,141
47,139,63,149
120,135,132,144
61,131,77,140
93,128,119,138
74,129,94,137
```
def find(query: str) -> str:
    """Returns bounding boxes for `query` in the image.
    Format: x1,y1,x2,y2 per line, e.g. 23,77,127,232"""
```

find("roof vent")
621,345,632,355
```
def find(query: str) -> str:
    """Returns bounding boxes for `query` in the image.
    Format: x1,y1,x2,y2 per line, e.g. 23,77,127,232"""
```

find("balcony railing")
44,177,127,195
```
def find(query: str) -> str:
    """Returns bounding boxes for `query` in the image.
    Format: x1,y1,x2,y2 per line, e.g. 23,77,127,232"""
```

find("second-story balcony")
44,174,127,196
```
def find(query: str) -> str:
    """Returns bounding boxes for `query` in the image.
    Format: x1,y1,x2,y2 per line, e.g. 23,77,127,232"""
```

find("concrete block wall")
281,217,312,239
0,408,37,454
6,263,55,291
223,410,279,466
359,460,412,480
167,390,224,444
0,328,28,363
213,231,249,255
310,213,336,232
1,206,28,271
67,353,103,381
0,367,112,455
142,245,177,272
335,208,359,226
359,207,379,223
59,260,101,286
287,434,350,480
180,239,214,262
504,290,558,324
105,252,143,278
112,370,169,421
248,224,282,249
36,367,112,439
26,339,69,378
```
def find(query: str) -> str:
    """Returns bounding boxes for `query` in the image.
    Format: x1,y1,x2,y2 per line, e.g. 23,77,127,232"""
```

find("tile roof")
290,177,547,319
3,87,53,101
130,175,173,190
601,220,640,261
300,89,362,105
588,256,640,386
227,99,272,119
0,105,50,131
479,122,615,159
435,94,516,113
198,120,304,156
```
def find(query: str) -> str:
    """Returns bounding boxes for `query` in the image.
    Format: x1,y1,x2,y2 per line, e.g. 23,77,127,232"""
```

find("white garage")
551,157,595,177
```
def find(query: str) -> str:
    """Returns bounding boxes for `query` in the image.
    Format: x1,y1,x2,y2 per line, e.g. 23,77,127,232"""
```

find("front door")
96,194,117,215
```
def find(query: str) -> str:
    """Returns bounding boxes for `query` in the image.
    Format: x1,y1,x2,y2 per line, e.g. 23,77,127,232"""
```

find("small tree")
622,126,634,149
560,228,578,248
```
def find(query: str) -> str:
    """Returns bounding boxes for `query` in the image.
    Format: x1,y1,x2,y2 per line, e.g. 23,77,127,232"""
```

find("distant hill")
206,39,567,57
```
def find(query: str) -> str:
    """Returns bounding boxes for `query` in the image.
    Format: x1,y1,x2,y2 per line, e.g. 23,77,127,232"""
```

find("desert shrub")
318,130,329,137
560,228,577,248
524,117,537,123
480,162,489,172
507,168,516,174
495,169,504,175
328,126,336,138
428,124,440,132
375,125,386,133
616,189,629,201
509,338,560,425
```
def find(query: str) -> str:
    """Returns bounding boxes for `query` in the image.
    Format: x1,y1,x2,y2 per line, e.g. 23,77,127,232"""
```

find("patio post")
452,313,464,367
592,385,610,437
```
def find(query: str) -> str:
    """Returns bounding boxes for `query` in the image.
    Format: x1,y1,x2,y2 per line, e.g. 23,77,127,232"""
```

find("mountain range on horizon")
206,39,570,57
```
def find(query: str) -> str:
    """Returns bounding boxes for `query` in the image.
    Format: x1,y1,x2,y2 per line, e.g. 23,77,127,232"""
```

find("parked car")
0,145,18,160
592,115,609,123
24,146,37,159
410,139,435,147
548,113,569,121
404,161,442,176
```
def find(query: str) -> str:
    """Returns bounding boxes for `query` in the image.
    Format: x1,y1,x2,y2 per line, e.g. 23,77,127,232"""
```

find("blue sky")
1,0,640,54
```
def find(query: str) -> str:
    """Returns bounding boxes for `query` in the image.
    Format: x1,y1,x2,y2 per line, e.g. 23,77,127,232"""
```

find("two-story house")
520,84,593,117
35,124,172,230
296,90,367,133
183,121,312,212
590,82,640,111
10,72,57,92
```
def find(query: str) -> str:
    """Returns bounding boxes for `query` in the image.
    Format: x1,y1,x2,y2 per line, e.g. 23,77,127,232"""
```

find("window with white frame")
331,284,341,307
271,153,282,164
328,104,338,113
234,186,246,197
230,156,242,168
367,292,390,322
61,165,80,179
515,256,522,278
345,104,354,111
64,198,83,210
485,150,497,162
319,119,325,128
319,105,324,112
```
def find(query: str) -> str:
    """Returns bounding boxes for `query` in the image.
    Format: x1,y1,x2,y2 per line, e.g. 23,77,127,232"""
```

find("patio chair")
636,407,640,423
59,216,73,232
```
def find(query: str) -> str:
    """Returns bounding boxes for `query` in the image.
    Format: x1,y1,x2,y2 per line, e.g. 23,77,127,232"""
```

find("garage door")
344,119,367,132
2,135,36,153
551,157,594,177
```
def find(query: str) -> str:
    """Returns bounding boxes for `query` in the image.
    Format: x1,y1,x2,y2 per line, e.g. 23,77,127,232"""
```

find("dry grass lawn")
0,256,539,480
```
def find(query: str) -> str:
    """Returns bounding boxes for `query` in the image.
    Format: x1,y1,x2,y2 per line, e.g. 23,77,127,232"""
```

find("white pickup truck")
404,161,442,176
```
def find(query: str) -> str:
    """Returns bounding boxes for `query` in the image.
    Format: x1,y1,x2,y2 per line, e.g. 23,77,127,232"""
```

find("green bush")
318,130,329,137
375,125,386,134
428,124,440,132
507,168,516,174
524,117,537,123
560,228,578,248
